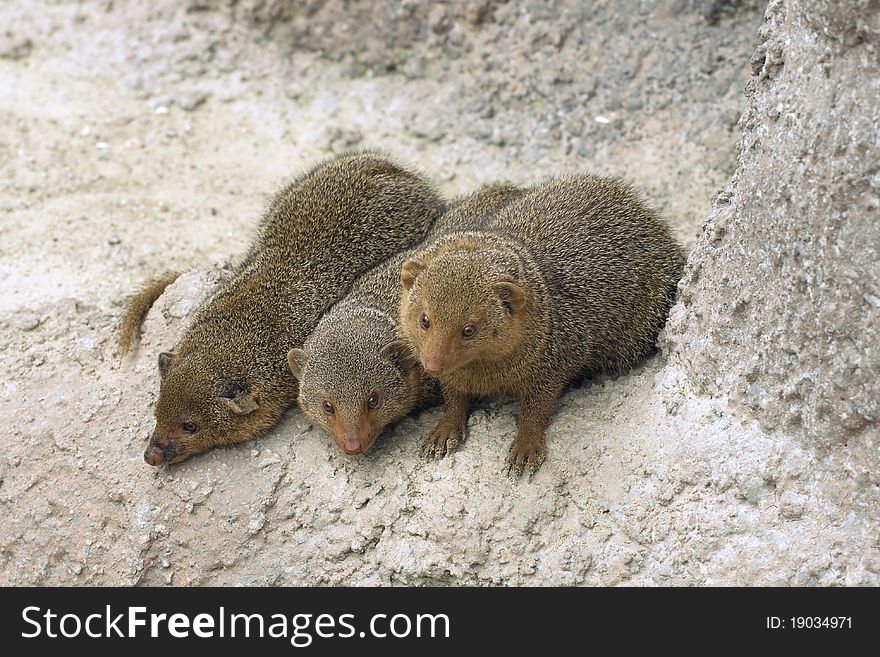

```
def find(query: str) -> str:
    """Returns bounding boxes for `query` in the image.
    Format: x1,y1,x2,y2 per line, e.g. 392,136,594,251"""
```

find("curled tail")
118,272,181,354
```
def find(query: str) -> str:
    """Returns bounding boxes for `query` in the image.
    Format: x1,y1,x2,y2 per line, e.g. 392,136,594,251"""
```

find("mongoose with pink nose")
287,184,526,456
399,175,684,475
119,151,445,465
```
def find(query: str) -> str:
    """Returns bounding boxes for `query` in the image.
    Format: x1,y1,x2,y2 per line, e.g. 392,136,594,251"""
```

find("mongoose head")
399,242,528,376
144,350,276,465
287,315,422,455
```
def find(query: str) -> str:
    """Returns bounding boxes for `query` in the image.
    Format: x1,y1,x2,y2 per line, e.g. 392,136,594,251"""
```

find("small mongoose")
399,175,685,475
288,184,526,456
123,151,445,465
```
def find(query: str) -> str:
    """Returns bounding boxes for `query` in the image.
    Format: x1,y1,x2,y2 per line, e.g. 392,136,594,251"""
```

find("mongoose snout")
322,393,382,456
417,327,473,376
144,428,182,465
331,415,381,455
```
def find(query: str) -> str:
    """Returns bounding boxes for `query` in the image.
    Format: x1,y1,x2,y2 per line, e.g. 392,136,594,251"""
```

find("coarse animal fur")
125,151,445,465
118,272,181,354
399,175,685,475
288,184,526,456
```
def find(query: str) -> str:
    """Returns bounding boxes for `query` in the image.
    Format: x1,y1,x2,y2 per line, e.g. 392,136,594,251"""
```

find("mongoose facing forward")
399,176,685,475
134,151,445,465
288,184,526,456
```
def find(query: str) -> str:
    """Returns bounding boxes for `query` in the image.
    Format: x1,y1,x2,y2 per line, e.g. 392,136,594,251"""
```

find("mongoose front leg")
506,388,561,477
424,385,469,458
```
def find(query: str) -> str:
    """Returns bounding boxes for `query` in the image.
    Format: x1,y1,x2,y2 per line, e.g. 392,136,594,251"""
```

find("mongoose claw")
505,438,546,480
422,422,466,458
420,436,438,459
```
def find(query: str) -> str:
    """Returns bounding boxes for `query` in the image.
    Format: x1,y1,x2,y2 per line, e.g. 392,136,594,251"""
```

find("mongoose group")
122,150,684,476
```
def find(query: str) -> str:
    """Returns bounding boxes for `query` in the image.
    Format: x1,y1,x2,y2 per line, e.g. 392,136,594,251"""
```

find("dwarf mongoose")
399,176,684,475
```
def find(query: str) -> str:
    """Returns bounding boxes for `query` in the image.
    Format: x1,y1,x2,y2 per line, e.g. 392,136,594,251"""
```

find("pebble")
174,90,209,111
248,513,266,535
325,127,363,150
0,36,33,60
15,312,41,331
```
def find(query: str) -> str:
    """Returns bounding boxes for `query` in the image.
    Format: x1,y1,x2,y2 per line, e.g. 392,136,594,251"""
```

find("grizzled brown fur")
124,151,445,465
399,176,684,475
118,272,181,354
289,184,525,456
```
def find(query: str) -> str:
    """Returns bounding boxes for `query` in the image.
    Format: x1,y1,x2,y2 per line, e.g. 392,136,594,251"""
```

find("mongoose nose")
144,446,164,465
144,435,177,465
341,432,364,455
423,360,444,376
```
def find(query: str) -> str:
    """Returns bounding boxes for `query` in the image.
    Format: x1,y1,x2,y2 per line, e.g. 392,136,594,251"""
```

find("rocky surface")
665,0,880,447
1,0,876,586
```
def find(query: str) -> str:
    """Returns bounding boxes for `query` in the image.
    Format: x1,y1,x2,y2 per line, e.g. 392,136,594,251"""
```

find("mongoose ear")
158,352,175,379
215,379,261,415
379,340,419,371
401,258,426,291
223,392,260,415
287,348,308,379
494,281,527,315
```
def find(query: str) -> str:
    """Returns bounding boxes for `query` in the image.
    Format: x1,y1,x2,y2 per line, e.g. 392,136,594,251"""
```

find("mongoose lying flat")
288,184,525,456
399,176,684,475
121,151,445,465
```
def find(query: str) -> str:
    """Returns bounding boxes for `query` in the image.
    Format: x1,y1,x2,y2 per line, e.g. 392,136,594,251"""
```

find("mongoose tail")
118,272,181,354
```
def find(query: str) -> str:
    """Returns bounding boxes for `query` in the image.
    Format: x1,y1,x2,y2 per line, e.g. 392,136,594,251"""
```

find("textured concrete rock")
168,0,765,245
664,0,880,451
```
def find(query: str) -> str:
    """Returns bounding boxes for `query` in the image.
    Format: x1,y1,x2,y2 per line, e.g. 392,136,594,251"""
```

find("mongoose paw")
505,437,546,479
422,421,467,459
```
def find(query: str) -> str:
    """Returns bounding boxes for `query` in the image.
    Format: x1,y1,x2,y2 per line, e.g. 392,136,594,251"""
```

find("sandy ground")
3,1,874,586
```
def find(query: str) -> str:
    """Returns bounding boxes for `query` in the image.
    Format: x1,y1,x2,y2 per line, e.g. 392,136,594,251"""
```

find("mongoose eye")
420,313,431,330
322,400,335,415
461,324,477,339
181,421,198,433
367,392,381,410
